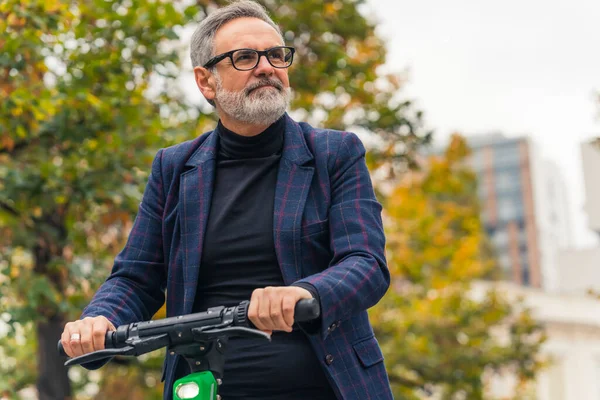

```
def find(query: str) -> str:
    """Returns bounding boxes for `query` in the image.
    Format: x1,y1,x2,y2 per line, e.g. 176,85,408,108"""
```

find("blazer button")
325,354,334,365
328,322,336,332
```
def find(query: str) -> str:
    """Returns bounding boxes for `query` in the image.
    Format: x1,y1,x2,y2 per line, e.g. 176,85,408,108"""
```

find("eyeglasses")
203,46,295,71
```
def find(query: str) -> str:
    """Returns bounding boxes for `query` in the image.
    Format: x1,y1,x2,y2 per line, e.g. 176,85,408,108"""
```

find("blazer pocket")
301,219,329,238
353,335,385,368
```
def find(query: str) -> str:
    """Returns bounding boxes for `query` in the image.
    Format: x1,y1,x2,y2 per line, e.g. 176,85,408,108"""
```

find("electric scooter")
57,299,320,400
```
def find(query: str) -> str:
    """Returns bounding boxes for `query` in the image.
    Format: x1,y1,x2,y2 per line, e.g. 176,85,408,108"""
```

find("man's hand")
248,286,313,335
60,316,116,358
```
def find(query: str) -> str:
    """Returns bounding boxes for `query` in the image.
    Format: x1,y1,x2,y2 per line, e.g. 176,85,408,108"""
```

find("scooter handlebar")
58,298,319,357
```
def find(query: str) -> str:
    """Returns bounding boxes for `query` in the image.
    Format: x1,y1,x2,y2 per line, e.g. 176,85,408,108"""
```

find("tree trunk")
33,229,72,400
36,314,72,400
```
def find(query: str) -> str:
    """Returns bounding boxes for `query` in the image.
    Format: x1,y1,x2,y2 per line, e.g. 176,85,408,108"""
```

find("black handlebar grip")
234,298,320,328
57,330,116,357
294,298,320,322
57,340,67,357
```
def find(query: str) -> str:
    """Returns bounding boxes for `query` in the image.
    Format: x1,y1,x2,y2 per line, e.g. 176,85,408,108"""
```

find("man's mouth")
249,85,276,93
246,81,282,94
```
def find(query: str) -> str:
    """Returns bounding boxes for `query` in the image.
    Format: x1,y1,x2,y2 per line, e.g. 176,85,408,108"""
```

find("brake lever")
65,346,136,367
64,333,170,367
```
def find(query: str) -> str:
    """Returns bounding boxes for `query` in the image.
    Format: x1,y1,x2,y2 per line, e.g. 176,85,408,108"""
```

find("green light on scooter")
173,371,217,400
175,382,200,399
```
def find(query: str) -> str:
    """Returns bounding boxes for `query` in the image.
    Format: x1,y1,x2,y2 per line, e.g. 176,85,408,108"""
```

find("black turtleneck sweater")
179,116,336,399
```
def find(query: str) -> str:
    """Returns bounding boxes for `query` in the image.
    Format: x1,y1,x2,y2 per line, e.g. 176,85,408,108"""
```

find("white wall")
473,281,600,400
529,140,573,291
536,323,600,400
557,247,600,295
581,141,600,234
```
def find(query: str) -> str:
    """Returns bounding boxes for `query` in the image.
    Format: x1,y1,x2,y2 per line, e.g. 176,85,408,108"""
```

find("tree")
370,135,546,399
0,0,429,398
0,0,193,398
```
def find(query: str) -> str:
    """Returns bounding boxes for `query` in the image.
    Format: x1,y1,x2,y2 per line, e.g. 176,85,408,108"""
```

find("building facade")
472,281,600,400
557,139,600,294
581,139,600,236
466,134,571,289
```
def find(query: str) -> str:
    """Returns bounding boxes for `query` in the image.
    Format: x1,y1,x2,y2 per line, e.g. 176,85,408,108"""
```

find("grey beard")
214,76,291,126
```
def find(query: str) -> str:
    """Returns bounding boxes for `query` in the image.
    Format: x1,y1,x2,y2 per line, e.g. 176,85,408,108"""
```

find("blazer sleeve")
80,149,167,330
294,132,390,340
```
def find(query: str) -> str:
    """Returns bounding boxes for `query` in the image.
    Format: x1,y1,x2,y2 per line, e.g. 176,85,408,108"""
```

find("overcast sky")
366,0,600,247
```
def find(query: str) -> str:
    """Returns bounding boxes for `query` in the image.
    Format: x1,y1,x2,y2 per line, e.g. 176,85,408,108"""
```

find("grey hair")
190,0,284,69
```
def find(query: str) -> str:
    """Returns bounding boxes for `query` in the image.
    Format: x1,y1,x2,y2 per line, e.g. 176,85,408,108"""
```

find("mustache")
245,79,284,94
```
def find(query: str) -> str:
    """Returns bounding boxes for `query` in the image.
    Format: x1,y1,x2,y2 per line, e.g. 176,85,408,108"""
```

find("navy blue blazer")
82,114,393,399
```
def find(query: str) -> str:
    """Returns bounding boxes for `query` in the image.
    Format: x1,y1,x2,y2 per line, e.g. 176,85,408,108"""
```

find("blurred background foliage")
369,135,546,399
0,0,543,399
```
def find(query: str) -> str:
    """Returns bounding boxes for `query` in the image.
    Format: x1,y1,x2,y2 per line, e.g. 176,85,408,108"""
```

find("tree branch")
0,200,20,218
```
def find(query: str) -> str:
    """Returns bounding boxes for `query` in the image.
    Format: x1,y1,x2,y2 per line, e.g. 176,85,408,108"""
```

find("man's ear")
193,66,216,102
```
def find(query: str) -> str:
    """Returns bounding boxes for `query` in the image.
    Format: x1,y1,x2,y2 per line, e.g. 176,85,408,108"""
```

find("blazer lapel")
273,115,314,284
180,132,218,314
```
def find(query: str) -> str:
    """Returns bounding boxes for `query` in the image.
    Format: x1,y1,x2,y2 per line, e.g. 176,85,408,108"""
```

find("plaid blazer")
82,114,393,399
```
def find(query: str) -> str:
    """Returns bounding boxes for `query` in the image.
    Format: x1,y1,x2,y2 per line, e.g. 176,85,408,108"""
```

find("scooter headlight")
175,382,200,399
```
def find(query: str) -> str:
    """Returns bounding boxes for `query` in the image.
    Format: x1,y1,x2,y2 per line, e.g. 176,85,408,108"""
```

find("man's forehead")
213,17,282,52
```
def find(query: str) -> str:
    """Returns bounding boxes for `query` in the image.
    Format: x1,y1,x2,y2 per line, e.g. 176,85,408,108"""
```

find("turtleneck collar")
216,115,285,160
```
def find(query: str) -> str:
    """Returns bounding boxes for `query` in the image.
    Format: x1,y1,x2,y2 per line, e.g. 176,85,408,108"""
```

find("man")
61,1,393,399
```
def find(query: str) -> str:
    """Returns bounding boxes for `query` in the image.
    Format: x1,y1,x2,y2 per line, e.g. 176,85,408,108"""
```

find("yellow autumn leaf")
86,93,102,108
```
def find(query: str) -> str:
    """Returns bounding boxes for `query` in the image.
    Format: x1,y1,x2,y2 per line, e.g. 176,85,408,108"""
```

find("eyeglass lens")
232,47,293,70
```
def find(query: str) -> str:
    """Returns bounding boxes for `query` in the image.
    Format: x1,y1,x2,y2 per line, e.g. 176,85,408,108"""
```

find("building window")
496,172,513,191
494,144,521,168
496,169,519,191
497,197,522,222
521,263,530,286
492,229,508,248
470,149,486,171
518,228,528,247
498,253,512,278
519,245,529,284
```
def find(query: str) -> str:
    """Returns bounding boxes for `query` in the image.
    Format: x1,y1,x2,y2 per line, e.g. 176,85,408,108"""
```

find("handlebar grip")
57,340,66,357
234,298,321,328
57,330,115,357
294,298,320,322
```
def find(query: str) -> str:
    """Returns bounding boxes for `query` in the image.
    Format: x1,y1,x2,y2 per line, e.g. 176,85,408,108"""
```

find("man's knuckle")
266,286,281,295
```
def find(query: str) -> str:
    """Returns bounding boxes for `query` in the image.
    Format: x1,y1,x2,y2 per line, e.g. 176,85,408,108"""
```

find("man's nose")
253,55,274,76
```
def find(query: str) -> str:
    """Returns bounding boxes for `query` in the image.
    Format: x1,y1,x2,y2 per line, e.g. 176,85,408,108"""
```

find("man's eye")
234,52,256,62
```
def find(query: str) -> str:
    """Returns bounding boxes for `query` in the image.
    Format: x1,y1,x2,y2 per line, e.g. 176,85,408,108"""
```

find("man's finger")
92,319,107,351
282,295,296,329
257,291,273,330
61,327,74,358
270,294,289,332
68,323,84,356
79,320,94,354
249,290,266,330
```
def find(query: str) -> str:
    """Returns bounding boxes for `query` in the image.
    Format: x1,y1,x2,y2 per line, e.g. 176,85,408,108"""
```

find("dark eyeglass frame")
203,46,296,71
